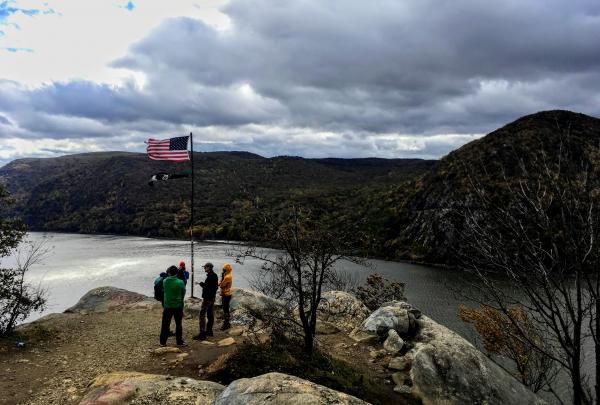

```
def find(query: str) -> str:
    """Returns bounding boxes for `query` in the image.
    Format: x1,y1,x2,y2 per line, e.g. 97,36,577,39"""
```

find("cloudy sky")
0,0,599,166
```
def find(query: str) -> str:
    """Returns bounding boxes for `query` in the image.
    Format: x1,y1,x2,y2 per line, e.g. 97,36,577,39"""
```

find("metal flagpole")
190,132,195,297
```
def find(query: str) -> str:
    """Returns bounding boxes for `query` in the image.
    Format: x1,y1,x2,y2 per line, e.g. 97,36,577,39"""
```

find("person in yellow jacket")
219,263,233,330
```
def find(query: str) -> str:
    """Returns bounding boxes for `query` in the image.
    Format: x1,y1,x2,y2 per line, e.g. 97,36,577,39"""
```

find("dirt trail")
0,307,237,405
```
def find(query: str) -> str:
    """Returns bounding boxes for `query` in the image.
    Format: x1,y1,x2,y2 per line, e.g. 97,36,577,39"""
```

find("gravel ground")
0,307,236,405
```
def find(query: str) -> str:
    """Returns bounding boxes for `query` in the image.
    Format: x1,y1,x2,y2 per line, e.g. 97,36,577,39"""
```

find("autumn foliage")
458,304,554,392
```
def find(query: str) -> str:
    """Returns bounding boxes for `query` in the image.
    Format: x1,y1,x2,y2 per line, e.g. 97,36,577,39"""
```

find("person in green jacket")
159,265,187,346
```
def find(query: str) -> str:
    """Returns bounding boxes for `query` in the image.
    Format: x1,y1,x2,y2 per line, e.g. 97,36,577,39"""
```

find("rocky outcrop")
214,372,369,405
406,316,546,405
63,287,545,405
78,371,224,405
65,286,157,314
317,291,371,332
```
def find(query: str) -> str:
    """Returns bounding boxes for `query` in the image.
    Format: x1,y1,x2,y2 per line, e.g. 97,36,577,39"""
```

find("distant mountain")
389,110,600,263
0,151,434,242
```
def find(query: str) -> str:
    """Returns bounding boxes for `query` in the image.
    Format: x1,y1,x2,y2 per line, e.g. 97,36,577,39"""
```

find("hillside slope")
0,152,434,240
391,110,600,263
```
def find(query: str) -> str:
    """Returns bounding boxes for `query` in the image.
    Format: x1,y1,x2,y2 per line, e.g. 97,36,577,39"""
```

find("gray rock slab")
214,372,369,405
409,316,547,405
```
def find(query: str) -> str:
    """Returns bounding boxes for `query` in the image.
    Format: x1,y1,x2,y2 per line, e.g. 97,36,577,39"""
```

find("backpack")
154,278,164,302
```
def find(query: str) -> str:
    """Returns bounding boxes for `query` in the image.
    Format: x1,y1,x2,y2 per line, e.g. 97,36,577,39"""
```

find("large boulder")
407,316,546,405
359,305,412,337
226,288,286,325
214,372,368,405
316,291,370,332
65,287,156,314
78,371,224,405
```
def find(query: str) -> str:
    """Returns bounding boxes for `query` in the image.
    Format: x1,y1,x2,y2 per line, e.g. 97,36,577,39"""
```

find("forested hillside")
391,110,600,263
2,110,598,264
0,151,434,252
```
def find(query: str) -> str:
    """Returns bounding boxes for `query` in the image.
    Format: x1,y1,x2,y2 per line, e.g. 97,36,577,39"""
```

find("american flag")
145,136,190,162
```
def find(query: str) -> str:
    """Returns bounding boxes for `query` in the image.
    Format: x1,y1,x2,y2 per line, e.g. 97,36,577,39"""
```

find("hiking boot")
220,323,231,331
193,333,206,341
206,330,214,337
177,341,188,347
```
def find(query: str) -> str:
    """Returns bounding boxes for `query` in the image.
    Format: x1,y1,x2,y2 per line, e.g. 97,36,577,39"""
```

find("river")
7,232,477,342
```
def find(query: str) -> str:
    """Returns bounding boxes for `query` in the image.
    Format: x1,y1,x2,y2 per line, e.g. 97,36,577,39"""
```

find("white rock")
383,329,404,353
361,306,411,336
152,347,182,355
217,337,236,347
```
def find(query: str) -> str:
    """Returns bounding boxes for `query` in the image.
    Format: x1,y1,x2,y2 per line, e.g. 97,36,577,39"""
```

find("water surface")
9,232,477,340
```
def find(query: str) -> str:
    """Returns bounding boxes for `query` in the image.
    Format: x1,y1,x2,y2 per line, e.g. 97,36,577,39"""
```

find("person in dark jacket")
177,260,190,285
159,265,187,347
193,262,218,341
154,271,168,305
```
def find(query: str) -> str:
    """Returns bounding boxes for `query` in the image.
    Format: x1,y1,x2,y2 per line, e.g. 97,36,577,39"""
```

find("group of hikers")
153,260,233,346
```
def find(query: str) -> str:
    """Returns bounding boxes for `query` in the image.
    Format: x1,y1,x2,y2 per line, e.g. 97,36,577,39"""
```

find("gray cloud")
1,0,600,165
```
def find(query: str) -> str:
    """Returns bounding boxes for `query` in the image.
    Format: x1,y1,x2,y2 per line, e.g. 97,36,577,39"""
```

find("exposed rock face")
408,316,547,405
227,288,285,325
78,371,224,405
316,291,371,332
214,372,369,405
65,287,156,314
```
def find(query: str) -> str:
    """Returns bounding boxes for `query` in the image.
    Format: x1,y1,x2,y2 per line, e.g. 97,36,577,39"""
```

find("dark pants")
160,307,183,345
222,295,232,326
199,298,214,333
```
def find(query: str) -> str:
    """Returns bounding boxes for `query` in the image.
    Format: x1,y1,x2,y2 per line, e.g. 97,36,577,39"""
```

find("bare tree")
458,128,600,404
0,183,48,335
233,205,368,355
0,238,50,335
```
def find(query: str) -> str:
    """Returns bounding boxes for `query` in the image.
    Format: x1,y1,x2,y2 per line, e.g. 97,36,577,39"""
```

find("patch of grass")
206,335,402,405
4,323,58,345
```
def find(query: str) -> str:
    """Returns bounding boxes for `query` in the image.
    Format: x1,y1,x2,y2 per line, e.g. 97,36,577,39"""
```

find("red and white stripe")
145,138,189,162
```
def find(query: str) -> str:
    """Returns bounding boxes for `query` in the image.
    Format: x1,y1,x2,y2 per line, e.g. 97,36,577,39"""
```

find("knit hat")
179,260,186,268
